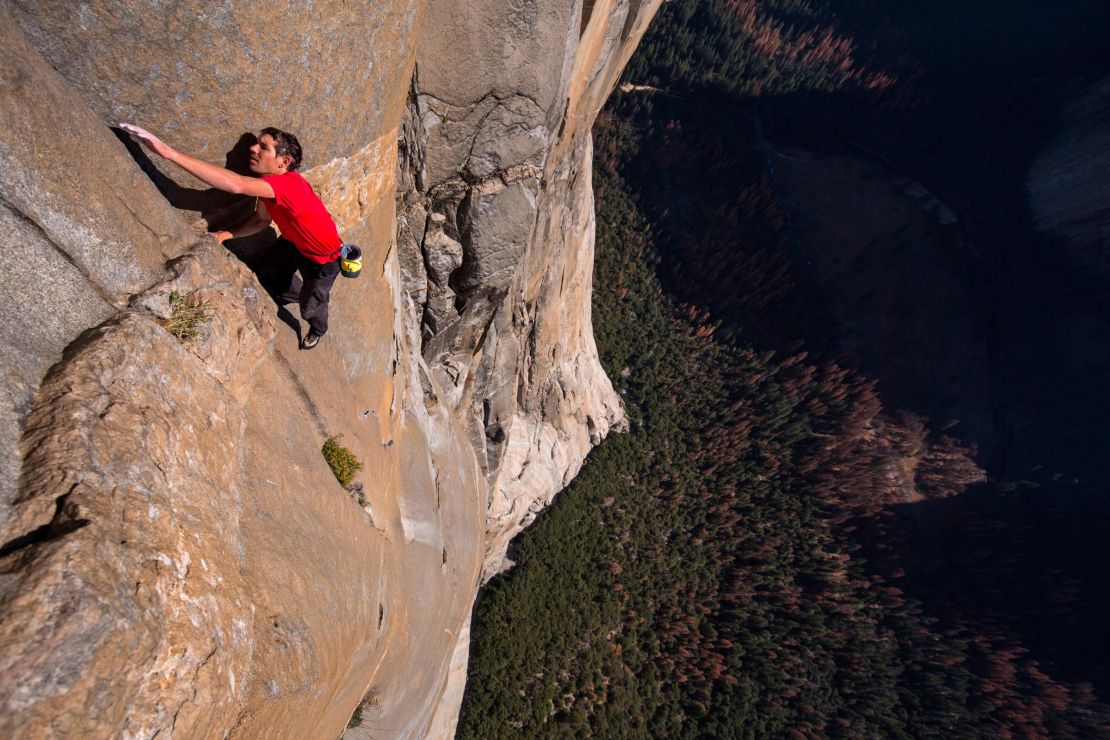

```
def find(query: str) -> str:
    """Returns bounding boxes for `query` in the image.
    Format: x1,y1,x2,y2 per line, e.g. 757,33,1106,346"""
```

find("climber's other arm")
211,200,272,245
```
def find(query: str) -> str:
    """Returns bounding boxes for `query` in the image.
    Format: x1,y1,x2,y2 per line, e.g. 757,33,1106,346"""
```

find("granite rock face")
0,8,196,511
0,0,657,736
6,0,424,170
398,0,657,580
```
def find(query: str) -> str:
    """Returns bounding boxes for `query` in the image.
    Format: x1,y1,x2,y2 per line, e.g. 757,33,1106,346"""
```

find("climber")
120,123,342,350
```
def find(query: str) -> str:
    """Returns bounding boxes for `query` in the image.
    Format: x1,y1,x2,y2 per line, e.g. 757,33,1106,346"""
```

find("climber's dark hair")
261,127,303,171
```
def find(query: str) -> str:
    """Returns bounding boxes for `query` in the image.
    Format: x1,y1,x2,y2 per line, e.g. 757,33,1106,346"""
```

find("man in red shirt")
121,123,342,350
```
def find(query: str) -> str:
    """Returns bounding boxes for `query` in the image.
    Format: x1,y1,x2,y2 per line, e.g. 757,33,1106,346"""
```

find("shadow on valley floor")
458,2,1110,730
863,479,1110,696
602,12,1110,698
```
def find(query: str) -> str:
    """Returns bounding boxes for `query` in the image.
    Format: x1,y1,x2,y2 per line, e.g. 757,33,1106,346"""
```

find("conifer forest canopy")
462,0,1110,735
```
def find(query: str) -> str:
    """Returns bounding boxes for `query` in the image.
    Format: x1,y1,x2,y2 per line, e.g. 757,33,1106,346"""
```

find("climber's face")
248,134,290,176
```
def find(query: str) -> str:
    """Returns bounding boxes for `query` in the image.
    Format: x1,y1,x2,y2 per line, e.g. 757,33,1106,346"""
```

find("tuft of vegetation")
163,290,212,343
347,687,379,729
322,434,363,488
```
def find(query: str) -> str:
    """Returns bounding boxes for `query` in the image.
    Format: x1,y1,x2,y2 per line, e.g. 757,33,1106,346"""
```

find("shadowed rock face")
1028,74,1110,281
0,0,657,736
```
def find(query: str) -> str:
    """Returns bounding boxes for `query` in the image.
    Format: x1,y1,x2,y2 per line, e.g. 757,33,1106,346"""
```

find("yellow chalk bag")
340,244,362,278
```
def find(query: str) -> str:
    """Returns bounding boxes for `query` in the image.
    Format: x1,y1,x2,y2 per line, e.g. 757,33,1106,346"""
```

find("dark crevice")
580,0,596,36
620,0,645,43
450,191,474,315
0,493,90,559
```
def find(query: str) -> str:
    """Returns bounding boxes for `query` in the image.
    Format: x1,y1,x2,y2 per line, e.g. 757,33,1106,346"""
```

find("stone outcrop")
0,0,658,736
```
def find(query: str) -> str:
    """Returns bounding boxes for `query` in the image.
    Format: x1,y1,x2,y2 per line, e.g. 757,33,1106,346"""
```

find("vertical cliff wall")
399,0,657,578
0,0,658,736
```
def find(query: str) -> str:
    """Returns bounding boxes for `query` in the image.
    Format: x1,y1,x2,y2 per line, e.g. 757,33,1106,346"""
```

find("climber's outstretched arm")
120,123,275,199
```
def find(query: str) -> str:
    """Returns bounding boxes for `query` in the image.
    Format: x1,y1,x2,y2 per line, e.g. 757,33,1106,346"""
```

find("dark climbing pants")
258,237,341,336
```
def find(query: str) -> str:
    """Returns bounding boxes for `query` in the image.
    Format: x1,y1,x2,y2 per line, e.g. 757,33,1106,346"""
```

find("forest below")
461,0,1110,735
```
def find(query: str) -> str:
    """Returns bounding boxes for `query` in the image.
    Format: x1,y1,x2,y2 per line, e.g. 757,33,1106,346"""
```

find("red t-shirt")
261,172,342,264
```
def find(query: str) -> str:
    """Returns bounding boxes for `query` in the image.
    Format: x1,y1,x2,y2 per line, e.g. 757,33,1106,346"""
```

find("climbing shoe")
301,331,323,350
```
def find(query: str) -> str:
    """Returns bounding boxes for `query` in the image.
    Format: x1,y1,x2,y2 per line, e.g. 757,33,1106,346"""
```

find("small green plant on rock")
163,290,213,342
322,434,363,488
347,686,379,728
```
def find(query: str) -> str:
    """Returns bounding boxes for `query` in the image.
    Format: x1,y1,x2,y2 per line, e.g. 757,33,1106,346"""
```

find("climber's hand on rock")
211,230,233,245
120,123,174,159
